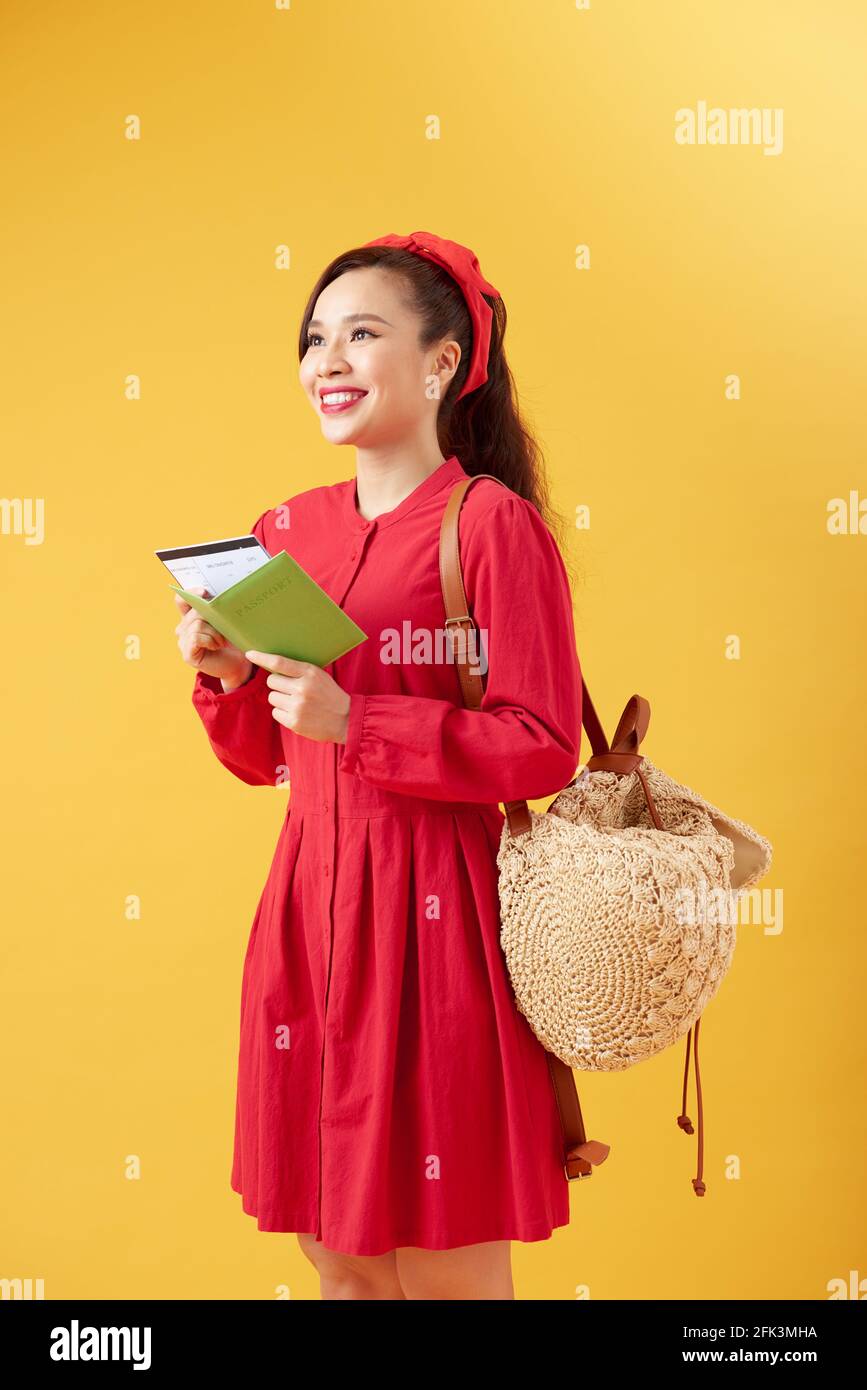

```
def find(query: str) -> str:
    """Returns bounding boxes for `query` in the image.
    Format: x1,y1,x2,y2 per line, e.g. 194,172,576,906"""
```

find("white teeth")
322,391,365,405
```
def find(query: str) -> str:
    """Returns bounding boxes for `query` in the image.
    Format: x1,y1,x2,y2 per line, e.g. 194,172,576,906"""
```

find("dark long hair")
297,244,579,591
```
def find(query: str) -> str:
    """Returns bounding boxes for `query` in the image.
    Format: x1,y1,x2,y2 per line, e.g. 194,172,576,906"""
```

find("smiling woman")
183,230,583,1301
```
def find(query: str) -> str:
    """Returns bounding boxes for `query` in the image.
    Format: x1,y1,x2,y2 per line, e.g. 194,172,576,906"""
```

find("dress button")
322,801,329,812
324,863,330,876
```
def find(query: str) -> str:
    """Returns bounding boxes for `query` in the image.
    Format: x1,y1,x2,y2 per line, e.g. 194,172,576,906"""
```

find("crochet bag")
439,474,773,1197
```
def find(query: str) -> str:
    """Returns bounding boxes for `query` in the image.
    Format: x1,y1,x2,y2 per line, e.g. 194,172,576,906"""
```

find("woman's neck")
353,448,448,522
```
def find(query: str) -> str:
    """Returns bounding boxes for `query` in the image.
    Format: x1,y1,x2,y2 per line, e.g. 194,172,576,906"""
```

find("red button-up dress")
191,453,583,1256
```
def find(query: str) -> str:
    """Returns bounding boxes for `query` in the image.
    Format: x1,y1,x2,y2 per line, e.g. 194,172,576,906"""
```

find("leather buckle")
564,1162,592,1182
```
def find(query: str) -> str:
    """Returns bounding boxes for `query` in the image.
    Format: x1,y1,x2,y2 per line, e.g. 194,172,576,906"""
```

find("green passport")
168,549,368,667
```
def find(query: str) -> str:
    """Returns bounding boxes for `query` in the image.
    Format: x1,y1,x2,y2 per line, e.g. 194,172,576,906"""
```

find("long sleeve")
338,491,582,803
190,510,288,788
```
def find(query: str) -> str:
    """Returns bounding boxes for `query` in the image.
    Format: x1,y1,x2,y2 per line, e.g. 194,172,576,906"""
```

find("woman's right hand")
174,587,254,689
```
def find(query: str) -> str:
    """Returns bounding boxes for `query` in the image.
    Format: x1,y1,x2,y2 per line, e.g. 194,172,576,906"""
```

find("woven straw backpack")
439,474,774,1197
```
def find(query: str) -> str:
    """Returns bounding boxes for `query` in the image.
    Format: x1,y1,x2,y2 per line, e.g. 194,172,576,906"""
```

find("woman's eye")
306,326,375,348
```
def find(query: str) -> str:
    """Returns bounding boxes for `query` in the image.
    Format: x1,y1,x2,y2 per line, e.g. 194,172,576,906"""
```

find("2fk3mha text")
682,1324,821,1365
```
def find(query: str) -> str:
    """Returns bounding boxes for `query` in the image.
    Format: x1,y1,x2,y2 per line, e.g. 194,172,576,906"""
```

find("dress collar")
341,454,469,532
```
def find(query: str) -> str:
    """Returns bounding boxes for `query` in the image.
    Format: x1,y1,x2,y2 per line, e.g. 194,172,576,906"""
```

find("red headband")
362,230,501,401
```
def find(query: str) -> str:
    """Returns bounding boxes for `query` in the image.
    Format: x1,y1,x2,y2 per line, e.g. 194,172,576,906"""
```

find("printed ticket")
154,534,272,597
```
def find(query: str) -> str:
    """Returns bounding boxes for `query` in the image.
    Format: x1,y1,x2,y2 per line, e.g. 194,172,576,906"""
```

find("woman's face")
299,267,460,448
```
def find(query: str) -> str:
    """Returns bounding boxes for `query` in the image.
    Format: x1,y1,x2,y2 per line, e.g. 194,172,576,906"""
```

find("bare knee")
296,1232,405,1300
319,1270,385,1300
395,1241,514,1301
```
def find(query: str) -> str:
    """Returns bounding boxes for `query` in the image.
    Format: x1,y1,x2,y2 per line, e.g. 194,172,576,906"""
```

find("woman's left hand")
245,650,351,743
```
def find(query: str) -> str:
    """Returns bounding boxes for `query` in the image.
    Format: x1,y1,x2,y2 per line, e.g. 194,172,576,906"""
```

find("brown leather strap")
438,474,532,834
546,1052,611,1181
438,472,610,1182
440,476,664,834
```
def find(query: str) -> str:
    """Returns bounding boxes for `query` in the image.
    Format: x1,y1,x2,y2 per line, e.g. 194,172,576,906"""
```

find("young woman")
174,232,584,1301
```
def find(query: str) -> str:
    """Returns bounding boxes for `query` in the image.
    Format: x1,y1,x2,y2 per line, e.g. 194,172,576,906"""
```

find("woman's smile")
319,388,369,414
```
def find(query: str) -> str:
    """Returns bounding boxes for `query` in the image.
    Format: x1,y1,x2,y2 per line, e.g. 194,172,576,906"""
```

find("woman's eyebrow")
308,312,393,328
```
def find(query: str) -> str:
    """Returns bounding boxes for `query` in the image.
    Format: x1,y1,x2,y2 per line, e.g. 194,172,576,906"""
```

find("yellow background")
1,0,865,1300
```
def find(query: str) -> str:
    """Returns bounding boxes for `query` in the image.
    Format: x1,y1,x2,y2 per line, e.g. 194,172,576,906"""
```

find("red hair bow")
362,230,501,401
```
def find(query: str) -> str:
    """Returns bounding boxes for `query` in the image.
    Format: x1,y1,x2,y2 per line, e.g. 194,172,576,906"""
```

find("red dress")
191,453,583,1256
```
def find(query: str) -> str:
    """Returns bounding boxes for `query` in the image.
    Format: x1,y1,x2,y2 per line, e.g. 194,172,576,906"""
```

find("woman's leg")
296,1232,406,1300
394,1241,514,1301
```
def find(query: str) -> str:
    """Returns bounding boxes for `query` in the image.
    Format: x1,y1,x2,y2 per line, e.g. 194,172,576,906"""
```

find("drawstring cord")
677,1014,707,1196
